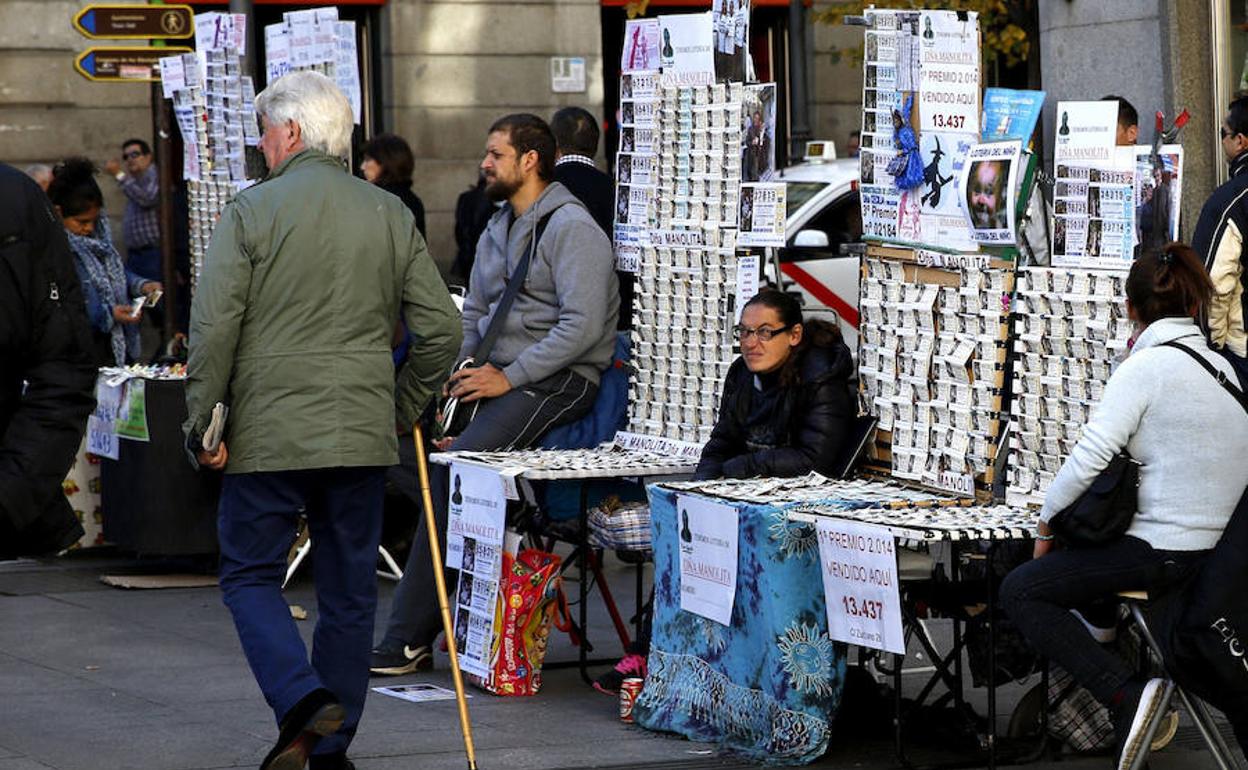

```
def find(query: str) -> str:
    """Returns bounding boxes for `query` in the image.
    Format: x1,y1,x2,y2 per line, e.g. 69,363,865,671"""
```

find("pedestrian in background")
184,71,461,770
0,163,96,558
24,163,52,191
104,138,162,283
1191,93,1248,362
360,133,427,240
551,106,633,330
47,158,161,368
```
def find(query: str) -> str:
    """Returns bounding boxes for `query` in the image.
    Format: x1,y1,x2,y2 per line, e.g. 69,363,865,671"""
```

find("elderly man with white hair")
183,71,461,770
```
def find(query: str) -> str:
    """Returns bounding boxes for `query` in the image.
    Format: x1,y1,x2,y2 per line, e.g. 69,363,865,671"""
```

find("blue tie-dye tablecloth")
633,484,849,765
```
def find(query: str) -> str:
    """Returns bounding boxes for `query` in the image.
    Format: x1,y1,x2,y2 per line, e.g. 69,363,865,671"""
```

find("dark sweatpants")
380,369,597,649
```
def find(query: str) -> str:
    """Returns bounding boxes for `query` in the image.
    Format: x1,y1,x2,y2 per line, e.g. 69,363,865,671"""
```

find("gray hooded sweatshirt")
460,181,619,387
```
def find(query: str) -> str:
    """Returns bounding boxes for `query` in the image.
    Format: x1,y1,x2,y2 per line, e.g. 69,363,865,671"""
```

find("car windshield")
785,182,829,217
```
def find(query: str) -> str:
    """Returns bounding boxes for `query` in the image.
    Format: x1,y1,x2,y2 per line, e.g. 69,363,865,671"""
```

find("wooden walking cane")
412,424,479,770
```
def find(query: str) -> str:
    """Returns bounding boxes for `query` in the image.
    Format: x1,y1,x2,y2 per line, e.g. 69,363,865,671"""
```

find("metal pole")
787,0,812,162
152,85,177,346
229,0,255,78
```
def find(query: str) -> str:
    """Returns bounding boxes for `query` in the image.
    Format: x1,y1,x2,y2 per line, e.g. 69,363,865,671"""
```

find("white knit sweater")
1039,317,1248,551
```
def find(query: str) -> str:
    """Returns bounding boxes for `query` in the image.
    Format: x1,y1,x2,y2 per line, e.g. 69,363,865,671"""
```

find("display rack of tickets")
619,80,749,445
160,40,261,293
264,8,362,124
857,246,1014,498
1003,267,1134,507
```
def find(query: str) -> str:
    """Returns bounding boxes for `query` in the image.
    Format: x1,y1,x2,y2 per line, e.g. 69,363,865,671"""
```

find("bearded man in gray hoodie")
372,113,619,674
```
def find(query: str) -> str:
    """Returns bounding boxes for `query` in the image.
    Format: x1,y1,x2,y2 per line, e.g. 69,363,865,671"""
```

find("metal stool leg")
283,537,312,589
1126,601,1240,770
377,544,404,581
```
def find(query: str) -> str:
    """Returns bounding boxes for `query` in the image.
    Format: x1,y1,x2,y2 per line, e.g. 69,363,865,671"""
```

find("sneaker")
369,643,432,676
1071,606,1118,643
593,652,647,695
1113,677,1168,770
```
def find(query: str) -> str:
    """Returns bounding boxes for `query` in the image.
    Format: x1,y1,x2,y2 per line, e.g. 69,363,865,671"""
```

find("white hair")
255,71,353,159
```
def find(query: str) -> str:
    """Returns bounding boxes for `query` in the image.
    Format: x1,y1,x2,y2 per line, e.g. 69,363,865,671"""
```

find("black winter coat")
694,338,856,480
0,164,97,557
379,182,427,241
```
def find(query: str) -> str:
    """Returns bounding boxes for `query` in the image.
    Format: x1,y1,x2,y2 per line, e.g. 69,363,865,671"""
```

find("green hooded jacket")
183,149,461,473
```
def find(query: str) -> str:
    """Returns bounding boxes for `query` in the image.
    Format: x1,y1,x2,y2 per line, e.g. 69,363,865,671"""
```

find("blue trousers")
218,467,385,757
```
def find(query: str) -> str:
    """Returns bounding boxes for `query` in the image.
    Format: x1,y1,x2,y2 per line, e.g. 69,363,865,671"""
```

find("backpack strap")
1160,340,1248,417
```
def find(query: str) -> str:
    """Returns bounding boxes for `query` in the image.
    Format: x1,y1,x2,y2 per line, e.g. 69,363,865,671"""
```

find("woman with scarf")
47,158,160,367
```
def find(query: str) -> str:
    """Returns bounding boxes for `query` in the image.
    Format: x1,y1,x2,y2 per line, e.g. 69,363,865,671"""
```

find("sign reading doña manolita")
73,4,194,40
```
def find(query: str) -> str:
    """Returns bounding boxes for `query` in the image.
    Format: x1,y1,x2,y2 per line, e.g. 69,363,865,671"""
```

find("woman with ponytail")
47,158,160,367
1002,243,1248,770
694,288,856,480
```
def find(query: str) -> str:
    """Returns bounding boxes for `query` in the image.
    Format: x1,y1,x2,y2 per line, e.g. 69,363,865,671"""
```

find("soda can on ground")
619,677,644,723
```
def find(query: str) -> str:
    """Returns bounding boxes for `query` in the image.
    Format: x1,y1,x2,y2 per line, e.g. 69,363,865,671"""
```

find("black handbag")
1048,452,1141,547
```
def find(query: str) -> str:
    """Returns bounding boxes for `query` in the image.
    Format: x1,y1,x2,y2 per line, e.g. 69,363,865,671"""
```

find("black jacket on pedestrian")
1190,151,1248,357
452,179,494,288
554,158,634,330
694,336,856,480
0,163,97,557
379,182,427,241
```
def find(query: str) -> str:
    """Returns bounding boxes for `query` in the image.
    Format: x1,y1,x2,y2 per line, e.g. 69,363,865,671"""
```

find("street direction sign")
73,5,194,40
74,46,193,82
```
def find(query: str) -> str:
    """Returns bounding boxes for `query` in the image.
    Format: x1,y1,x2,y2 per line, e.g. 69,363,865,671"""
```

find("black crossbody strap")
473,208,558,365
1160,340,1248,416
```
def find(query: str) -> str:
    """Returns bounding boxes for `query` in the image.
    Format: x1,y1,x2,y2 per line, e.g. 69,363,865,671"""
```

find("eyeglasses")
732,324,792,342
122,150,145,160
1221,127,1237,140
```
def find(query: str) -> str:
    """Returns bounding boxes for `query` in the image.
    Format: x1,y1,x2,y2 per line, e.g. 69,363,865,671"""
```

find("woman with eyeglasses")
593,288,856,696
694,288,855,480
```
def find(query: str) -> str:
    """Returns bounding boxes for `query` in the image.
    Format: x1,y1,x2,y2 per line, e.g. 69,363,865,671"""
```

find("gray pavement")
0,550,1239,770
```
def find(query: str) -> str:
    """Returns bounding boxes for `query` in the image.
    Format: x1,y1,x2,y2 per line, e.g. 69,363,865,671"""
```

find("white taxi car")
773,154,862,350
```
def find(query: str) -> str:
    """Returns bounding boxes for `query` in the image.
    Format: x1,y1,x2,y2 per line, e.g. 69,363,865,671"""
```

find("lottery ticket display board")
858,245,1014,499
624,80,748,445
1004,268,1134,507
158,13,262,292
858,9,982,254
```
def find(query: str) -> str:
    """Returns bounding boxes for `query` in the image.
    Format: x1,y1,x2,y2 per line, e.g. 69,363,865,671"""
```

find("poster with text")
861,184,901,241
917,10,980,136
658,13,715,86
741,83,777,182
446,463,506,679
445,462,506,571
817,519,904,654
918,131,977,250
712,0,749,81
960,140,1021,245
622,19,661,73
738,183,786,246
981,87,1045,143
676,494,739,625
1134,144,1183,248
1052,154,1136,269
1053,100,1118,166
